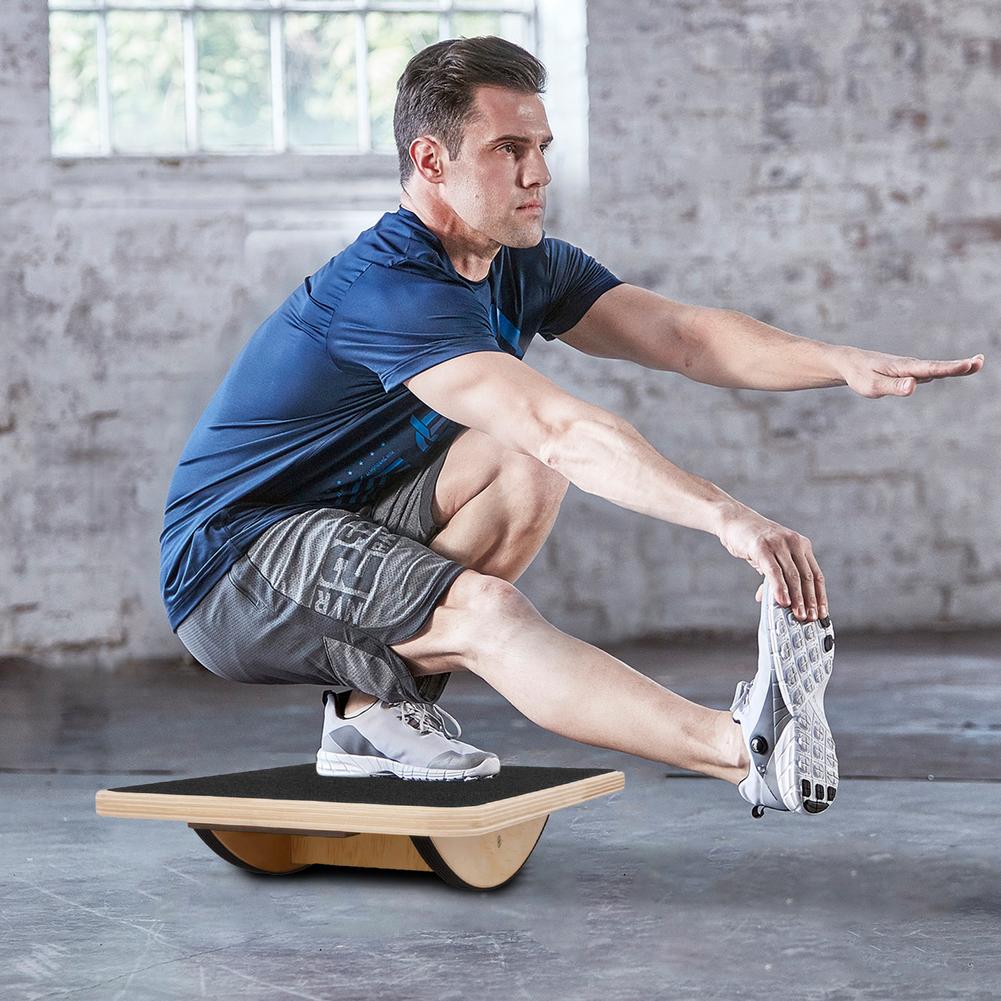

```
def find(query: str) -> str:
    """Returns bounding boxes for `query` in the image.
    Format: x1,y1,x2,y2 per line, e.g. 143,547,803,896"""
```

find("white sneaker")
315,690,500,781
730,577,839,817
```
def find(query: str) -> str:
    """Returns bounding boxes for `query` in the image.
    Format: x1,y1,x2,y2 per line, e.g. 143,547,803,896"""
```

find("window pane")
49,11,101,155
453,12,529,47
455,0,531,8
107,10,185,152
197,11,271,150
197,0,271,7
366,12,439,152
458,0,536,6
285,13,356,148
452,13,502,38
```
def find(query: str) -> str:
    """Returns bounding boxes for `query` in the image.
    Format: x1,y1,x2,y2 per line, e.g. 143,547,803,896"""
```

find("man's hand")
715,503,827,622
840,347,985,398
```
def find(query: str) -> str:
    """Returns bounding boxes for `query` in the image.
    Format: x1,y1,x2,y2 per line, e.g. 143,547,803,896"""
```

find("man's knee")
498,452,569,520
389,568,541,681
446,568,539,663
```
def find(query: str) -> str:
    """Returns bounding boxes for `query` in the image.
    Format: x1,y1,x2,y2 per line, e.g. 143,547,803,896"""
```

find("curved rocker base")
192,815,550,890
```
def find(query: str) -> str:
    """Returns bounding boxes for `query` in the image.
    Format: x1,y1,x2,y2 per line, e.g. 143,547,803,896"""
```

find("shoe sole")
315,748,500,782
766,601,839,814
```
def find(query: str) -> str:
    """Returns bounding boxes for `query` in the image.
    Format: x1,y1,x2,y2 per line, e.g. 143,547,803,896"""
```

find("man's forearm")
543,413,742,535
684,307,850,391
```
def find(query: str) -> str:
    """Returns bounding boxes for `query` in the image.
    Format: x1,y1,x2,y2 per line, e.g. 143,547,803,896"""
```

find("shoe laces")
389,699,462,739
731,679,752,715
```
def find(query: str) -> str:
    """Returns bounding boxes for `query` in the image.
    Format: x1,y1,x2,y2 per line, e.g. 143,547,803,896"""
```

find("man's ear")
409,136,446,183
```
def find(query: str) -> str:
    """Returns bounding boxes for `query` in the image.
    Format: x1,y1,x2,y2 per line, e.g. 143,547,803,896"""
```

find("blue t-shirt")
160,205,622,630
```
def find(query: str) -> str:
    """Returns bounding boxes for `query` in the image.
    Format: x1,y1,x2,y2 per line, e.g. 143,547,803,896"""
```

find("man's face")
439,85,552,249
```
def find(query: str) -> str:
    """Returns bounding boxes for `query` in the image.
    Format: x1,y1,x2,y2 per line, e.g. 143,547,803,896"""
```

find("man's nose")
521,149,551,188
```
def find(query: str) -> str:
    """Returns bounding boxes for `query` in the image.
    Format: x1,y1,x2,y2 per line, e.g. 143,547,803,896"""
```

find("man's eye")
500,143,550,155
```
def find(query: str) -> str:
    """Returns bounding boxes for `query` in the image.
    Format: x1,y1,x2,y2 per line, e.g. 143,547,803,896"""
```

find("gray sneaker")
315,690,501,781
730,576,839,817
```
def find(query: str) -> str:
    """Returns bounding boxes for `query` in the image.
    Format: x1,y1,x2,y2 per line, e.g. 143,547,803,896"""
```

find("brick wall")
2,0,998,666
522,0,1000,643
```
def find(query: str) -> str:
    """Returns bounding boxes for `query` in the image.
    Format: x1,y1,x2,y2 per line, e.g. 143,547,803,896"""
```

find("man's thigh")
177,507,468,704
355,443,451,545
431,427,562,527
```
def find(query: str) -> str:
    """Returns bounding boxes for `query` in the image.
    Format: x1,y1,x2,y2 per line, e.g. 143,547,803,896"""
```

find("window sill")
51,151,403,207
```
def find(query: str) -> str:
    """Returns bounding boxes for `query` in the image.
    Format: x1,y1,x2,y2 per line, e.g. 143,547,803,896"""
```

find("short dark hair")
393,36,548,186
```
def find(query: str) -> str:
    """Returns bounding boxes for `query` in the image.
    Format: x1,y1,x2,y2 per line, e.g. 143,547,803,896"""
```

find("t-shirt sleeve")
537,238,623,341
328,264,506,393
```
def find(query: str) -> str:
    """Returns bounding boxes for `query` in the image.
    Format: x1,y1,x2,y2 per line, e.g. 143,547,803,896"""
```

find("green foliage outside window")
48,4,529,156
108,10,186,151
50,11,101,154
285,13,357,148
197,11,272,149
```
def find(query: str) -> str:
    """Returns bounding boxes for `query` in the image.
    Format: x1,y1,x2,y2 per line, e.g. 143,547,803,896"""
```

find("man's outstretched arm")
404,350,829,622
558,284,985,396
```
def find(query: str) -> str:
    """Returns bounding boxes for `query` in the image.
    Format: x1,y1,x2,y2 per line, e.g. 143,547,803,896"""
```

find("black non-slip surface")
107,764,619,808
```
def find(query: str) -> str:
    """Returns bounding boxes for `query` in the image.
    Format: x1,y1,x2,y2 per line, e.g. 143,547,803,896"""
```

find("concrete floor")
2,628,1000,1000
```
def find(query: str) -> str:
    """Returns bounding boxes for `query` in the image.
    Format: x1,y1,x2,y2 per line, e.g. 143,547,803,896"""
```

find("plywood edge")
95,770,625,837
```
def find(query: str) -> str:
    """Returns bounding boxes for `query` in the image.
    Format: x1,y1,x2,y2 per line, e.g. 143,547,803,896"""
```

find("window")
48,0,538,157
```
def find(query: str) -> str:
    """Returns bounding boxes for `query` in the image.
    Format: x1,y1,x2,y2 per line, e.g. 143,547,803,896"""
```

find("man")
161,37,984,816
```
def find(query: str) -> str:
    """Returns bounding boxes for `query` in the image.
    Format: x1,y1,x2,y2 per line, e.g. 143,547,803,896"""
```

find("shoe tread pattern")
768,605,838,814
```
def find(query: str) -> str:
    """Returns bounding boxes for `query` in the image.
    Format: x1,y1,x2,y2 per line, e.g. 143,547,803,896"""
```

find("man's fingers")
893,356,983,380
757,549,826,621
806,550,828,617
930,358,975,375
789,547,819,619
758,552,789,608
774,550,804,618
953,355,984,376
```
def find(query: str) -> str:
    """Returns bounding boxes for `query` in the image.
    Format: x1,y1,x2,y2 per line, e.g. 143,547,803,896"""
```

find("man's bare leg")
345,433,749,786
389,569,750,784
456,578,750,784
342,432,563,717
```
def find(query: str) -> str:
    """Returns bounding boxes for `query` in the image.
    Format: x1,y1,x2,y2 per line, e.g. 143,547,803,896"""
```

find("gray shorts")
175,446,466,705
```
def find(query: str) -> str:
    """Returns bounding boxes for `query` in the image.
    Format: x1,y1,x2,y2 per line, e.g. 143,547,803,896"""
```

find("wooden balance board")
96,763,625,891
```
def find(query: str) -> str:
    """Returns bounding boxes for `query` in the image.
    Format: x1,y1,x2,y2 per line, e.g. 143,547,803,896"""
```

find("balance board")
96,763,625,891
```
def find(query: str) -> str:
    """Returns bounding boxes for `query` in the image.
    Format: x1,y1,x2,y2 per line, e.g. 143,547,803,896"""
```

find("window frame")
47,0,589,231
47,0,540,158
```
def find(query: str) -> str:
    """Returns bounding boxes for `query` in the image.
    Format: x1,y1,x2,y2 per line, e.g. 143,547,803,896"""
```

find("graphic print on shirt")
410,407,453,454
334,406,457,511
331,302,522,510
492,303,525,358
